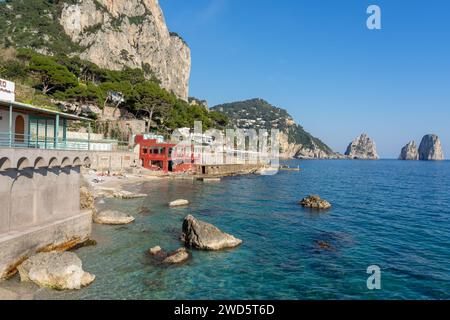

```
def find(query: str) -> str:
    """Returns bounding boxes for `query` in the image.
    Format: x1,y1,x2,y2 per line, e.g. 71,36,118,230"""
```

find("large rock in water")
299,195,332,210
345,134,379,160
59,0,191,100
181,215,243,250
17,252,95,290
418,134,445,161
399,141,419,160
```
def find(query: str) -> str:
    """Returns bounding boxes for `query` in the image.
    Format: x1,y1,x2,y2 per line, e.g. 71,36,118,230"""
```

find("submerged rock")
138,207,152,216
418,134,445,161
315,240,333,250
169,199,190,207
399,141,419,160
93,210,135,225
345,133,379,160
299,195,332,210
162,248,190,264
181,215,243,250
17,252,95,290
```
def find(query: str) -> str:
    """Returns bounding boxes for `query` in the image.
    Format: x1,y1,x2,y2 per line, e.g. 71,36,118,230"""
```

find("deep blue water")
35,160,450,299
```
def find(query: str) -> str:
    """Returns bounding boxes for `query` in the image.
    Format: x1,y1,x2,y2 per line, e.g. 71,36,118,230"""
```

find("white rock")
17,252,95,290
93,210,135,225
169,199,190,207
113,190,147,199
149,246,162,255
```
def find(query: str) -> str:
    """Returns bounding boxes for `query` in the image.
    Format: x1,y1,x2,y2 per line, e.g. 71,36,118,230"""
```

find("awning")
0,99,93,122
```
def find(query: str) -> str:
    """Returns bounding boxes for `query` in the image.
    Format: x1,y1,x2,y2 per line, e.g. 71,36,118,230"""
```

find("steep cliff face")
418,134,444,161
399,141,419,160
211,99,338,159
345,134,379,160
59,0,191,100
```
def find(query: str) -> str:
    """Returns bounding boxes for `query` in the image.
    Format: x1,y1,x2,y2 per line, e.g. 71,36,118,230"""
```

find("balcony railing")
0,132,131,152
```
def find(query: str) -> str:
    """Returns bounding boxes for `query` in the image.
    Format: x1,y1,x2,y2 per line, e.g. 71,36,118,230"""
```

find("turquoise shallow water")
32,160,450,299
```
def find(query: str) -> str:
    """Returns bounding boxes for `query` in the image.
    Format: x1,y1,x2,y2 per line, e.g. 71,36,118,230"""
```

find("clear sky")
160,0,450,158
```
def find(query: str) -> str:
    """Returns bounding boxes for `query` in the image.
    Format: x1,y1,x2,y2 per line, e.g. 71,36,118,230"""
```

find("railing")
0,132,132,152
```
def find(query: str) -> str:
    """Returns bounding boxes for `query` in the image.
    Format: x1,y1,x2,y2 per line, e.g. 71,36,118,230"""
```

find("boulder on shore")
169,199,190,207
162,248,190,264
181,215,243,250
93,210,135,225
17,252,95,290
418,134,445,161
399,141,419,160
299,195,332,210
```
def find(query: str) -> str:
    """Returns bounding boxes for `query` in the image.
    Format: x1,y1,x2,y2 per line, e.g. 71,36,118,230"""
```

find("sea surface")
9,160,450,299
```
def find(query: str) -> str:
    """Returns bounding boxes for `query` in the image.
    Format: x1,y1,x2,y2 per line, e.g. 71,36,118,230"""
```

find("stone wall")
89,150,140,173
195,164,264,177
0,148,93,278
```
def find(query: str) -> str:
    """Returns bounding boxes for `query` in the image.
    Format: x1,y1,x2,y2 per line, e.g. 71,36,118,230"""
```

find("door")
15,115,25,143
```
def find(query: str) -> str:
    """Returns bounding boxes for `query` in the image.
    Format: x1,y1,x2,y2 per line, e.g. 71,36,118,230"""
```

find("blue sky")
160,0,450,158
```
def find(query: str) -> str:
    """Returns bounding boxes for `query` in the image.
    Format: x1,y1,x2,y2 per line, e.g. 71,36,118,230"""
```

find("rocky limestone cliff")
59,0,190,100
212,99,339,159
399,141,419,160
418,134,445,161
345,134,379,160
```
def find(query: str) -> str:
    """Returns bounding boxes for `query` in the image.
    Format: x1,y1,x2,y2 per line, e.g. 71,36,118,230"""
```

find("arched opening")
0,157,11,171
15,115,25,143
34,157,46,169
48,157,58,168
61,157,71,168
17,157,30,170
83,157,91,168
73,157,82,167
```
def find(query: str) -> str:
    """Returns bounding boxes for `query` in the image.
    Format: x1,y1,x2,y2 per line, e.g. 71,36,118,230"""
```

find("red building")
134,135,196,173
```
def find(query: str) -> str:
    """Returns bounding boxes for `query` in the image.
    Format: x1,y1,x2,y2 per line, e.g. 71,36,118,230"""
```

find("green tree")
28,54,78,94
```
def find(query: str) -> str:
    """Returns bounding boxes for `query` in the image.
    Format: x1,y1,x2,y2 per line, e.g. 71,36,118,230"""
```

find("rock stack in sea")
344,134,379,160
418,134,445,161
399,141,419,160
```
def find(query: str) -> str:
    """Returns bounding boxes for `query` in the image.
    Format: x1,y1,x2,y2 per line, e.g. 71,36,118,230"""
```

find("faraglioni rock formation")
181,215,243,251
399,141,419,160
345,134,379,160
418,134,445,161
59,0,191,100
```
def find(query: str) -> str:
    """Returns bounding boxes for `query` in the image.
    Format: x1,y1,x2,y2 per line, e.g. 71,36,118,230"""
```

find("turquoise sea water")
30,160,450,299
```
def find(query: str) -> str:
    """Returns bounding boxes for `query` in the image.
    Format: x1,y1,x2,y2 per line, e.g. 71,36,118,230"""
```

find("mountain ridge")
211,98,339,159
